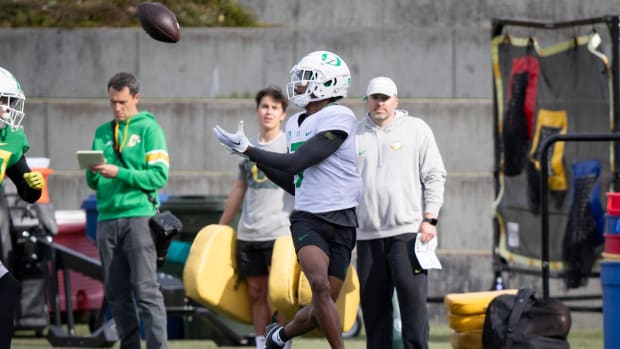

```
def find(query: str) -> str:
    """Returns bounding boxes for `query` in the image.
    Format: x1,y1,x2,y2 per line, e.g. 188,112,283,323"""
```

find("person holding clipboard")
85,72,170,349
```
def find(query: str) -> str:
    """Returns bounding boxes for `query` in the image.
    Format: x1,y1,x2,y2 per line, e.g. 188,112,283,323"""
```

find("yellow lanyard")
114,119,130,152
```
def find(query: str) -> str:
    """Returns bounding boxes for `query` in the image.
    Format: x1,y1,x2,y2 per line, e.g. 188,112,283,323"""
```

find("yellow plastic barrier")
444,289,518,315
183,224,252,324
449,329,483,349
447,312,486,332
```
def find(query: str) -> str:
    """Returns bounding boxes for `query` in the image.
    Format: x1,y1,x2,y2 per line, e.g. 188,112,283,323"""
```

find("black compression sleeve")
246,130,347,174
6,155,42,203
256,163,296,196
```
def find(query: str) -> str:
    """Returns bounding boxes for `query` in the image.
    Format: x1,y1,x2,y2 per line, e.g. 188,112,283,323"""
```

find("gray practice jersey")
236,131,293,241
286,104,362,213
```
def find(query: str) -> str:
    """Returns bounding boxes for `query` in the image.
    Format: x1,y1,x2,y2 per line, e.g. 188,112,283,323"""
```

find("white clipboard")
76,150,105,169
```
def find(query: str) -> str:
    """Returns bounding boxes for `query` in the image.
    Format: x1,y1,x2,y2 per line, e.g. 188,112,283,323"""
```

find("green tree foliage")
0,0,259,28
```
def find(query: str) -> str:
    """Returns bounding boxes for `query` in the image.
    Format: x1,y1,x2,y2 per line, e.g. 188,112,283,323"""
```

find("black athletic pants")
357,233,429,349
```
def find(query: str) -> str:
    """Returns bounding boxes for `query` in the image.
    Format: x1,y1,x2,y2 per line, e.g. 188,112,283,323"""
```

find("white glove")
213,120,250,155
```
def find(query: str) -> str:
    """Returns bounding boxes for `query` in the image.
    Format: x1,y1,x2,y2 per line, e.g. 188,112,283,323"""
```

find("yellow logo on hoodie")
390,142,402,150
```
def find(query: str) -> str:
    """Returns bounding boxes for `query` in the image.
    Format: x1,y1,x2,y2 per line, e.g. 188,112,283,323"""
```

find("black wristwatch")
423,217,438,226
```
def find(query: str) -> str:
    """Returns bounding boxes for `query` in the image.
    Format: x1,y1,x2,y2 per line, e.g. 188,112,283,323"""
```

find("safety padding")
183,224,252,324
449,330,483,349
444,289,518,315
268,235,302,320
298,264,360,333
447,312,486,332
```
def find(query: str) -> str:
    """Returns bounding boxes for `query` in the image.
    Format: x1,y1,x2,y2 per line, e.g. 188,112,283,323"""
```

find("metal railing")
540,132,620,299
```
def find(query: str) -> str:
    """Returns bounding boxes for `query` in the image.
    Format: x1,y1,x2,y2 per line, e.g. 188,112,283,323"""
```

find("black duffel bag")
482,288,571,349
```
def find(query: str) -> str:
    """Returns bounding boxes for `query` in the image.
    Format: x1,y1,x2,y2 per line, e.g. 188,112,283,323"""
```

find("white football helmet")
287,50,351,108
0,67,25,130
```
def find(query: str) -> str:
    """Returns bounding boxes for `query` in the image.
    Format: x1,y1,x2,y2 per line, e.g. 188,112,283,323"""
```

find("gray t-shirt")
236,131,293,241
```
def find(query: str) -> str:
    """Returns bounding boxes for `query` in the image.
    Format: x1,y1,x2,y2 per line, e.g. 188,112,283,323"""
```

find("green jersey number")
295,171,304,188
291,141,305,188
0,149,11,183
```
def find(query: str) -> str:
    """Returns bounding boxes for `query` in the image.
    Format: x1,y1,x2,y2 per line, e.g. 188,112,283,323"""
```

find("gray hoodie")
355,110,447,240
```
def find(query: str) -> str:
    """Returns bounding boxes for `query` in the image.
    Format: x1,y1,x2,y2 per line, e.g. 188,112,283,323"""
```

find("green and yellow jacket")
86,111,169,220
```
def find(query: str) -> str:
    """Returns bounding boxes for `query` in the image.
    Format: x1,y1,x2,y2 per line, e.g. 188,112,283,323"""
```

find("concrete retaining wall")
0,26,493,99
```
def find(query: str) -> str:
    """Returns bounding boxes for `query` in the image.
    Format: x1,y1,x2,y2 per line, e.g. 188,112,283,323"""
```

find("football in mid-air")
137,2,180,43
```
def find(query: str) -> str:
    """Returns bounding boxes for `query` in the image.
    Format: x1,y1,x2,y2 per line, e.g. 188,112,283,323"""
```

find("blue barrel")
606,214,620,234
601,261,620,349
80,194,98,242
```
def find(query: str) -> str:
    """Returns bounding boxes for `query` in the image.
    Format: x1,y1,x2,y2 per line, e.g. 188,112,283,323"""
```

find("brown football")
137,2,180,43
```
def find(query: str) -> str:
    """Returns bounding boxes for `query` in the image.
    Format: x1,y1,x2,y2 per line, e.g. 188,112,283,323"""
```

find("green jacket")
0,126,29,182
85,111,169,220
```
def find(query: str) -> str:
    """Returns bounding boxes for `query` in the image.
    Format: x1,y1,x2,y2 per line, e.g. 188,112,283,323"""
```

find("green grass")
12,325,603,349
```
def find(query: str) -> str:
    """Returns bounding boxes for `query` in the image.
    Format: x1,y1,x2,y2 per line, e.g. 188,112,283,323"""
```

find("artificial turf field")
13,325,604,349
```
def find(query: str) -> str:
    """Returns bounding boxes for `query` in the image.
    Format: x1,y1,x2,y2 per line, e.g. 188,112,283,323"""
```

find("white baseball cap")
364,76,398,99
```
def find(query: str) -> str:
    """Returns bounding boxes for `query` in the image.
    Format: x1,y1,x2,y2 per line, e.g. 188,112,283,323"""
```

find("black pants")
0,272,21,349
357,233,429,349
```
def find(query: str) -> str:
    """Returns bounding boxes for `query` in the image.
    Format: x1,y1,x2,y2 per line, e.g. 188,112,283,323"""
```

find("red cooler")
53,210,104,317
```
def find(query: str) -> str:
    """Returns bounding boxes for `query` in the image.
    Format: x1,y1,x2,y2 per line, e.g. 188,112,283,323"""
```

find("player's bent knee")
308,277,331,297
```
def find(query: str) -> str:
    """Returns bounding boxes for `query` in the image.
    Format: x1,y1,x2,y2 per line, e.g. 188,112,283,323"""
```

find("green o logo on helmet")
321,52,341,66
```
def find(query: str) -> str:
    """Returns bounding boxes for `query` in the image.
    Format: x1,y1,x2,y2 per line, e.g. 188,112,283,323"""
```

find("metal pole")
491,17,504,286
606,16,620,190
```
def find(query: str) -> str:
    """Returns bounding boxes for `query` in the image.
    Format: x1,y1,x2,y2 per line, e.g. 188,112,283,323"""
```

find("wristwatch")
423,217,438,226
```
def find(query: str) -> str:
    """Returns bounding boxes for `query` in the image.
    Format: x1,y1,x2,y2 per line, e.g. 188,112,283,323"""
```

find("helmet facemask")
287,69,317,108
0,94,25,130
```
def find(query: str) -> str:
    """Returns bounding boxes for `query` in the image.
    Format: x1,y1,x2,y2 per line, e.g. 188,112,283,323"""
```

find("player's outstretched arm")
247,130,347,174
